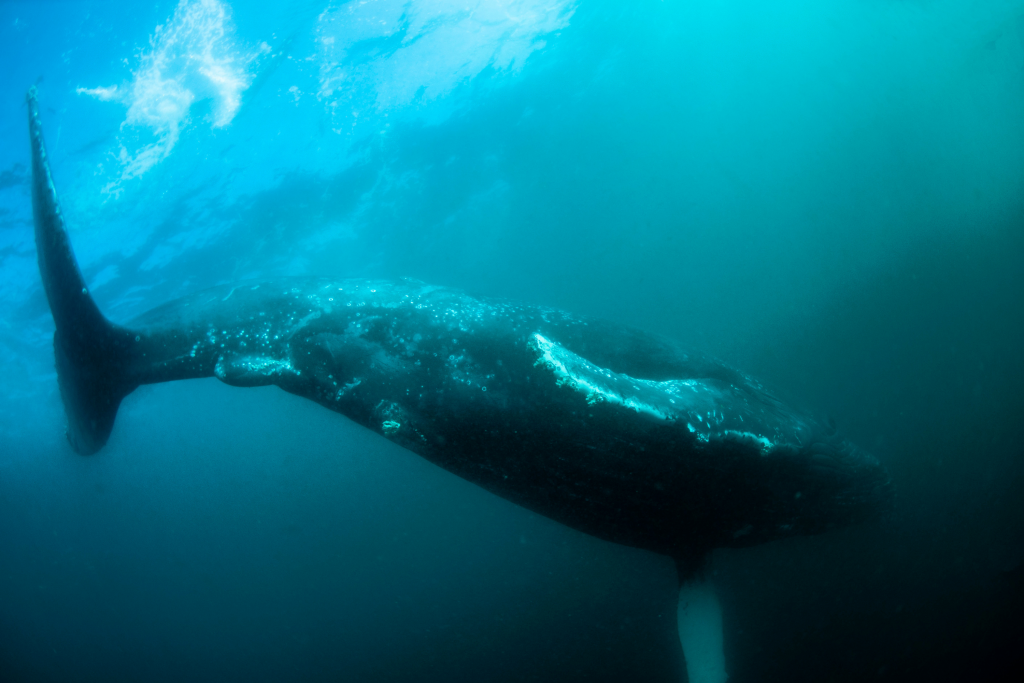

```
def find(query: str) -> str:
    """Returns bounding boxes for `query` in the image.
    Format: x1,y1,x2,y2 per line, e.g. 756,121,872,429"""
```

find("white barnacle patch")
290,310,322,332
374,400,409,436
335,378,362,400
724,430,774,454
214,354,296,387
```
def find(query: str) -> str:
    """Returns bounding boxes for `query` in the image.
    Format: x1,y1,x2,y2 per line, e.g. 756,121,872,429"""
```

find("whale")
28,88,893,681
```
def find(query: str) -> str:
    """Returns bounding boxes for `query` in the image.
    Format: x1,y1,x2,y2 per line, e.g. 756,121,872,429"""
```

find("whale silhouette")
28,88,893,682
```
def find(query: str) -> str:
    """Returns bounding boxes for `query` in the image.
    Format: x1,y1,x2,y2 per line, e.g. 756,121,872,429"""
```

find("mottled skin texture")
28,86,892,575
122,278,893,568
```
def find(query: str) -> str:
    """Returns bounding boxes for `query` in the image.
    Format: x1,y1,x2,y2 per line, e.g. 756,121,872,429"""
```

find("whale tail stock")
28,88,138,455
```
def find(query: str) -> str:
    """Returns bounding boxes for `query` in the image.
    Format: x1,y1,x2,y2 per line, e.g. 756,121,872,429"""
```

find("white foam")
75,85,120,101
78,0,262,190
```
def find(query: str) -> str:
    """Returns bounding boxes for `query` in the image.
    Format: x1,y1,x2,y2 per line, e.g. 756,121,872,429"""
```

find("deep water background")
2,1,1023,681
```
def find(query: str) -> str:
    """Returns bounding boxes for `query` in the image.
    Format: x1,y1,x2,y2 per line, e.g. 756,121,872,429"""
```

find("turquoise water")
1,1,1023,680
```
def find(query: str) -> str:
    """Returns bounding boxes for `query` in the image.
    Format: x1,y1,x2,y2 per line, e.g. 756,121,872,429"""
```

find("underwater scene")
1,1,1023,681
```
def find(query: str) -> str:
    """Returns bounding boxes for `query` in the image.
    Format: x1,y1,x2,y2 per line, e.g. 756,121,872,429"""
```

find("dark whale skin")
28,87,893,573
124,277,894,566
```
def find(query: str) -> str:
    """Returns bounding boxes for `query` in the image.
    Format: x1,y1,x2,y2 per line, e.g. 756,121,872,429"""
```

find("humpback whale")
28,88,893,681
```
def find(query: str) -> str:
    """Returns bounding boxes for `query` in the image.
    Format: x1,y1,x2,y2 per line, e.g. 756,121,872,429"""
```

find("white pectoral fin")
677,579,728,683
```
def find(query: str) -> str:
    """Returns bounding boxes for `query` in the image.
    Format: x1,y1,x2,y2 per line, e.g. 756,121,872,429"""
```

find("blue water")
2,1,1023,680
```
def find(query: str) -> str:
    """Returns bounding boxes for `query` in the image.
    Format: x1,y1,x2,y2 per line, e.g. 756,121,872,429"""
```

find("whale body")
28,88,893,680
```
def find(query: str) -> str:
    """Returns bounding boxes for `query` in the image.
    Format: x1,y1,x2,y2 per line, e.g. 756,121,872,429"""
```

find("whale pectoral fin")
214,354,299,388
677,577,728,683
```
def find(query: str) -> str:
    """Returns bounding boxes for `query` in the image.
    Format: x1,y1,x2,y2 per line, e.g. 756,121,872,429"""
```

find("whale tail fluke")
28,88,138,454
